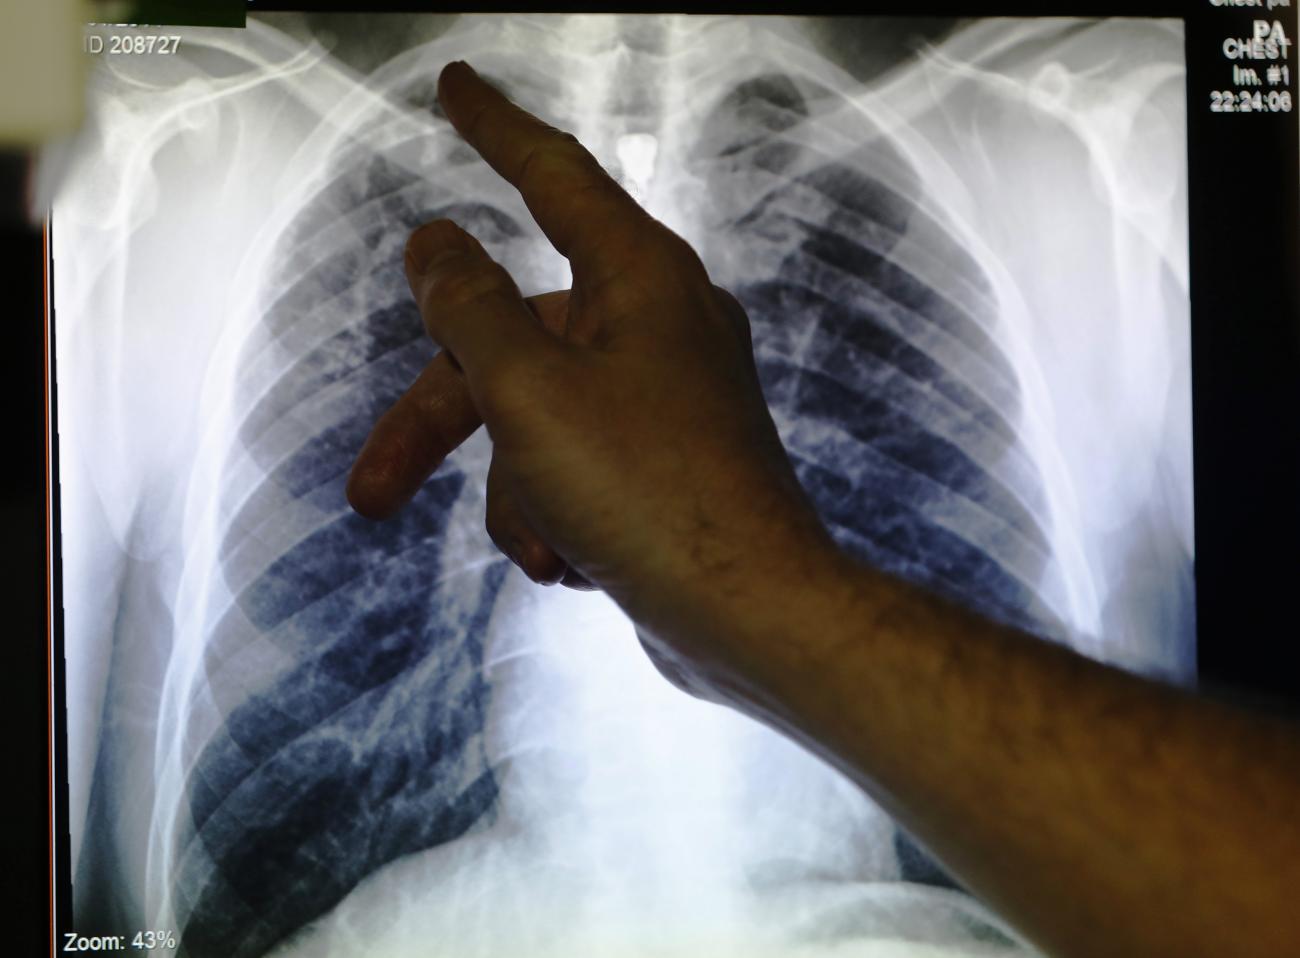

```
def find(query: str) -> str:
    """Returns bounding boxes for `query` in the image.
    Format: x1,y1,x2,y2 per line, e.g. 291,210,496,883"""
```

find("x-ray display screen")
49,13,1194,958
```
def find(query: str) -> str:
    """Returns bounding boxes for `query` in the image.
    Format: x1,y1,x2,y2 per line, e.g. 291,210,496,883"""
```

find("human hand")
347,61,836,679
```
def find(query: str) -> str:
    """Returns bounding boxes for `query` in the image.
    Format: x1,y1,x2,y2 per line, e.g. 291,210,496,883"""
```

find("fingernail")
452,60,477,76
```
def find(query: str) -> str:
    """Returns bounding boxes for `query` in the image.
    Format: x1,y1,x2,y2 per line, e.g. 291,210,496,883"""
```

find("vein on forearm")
722,555,1300,958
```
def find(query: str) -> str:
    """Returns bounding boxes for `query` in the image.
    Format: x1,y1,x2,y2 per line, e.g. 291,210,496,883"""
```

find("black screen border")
28,1,1300,953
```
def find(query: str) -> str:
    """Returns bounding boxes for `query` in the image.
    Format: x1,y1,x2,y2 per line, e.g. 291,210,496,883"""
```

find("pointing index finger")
437,61,654,280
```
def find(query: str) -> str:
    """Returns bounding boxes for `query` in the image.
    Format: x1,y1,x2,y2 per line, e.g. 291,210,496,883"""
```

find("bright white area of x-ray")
45,12,1190,958
318,568,1017,958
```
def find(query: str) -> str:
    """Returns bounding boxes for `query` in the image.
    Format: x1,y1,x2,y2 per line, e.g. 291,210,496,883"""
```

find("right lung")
173,149,519,958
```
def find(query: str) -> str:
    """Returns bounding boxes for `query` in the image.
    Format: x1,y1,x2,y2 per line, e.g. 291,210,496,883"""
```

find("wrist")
630,508,865,712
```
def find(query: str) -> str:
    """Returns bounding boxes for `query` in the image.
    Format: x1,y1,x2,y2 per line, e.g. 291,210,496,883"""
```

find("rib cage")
173,149,521,957
183,46,1071,958
46,13,1195,958
691,73,1066,640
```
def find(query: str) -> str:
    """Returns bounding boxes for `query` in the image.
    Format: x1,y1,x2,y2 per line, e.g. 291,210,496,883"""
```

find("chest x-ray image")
50,12,1193,958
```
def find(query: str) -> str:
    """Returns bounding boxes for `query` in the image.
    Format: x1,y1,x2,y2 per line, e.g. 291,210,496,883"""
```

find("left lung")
691,73,1069,643
684,70,1079,894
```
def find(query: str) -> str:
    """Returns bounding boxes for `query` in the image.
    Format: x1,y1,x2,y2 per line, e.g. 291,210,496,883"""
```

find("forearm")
373,66,1295,955
694,543,1300,958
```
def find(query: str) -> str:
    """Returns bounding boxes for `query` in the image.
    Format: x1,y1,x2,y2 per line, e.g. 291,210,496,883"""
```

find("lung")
693,73,1065,641
688,74,1069,889
174,66,1067,953
171,146,519,958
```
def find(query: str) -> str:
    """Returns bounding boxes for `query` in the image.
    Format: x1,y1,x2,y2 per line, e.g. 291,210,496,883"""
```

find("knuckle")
475,353,533,420
405,219,468,268
460,98,494,141
712,285,754,342
712,285,745,317
476,347,568,426
518,131,584,187
430,260,514,309
549,130,595,170
551,129,583,151
731,312,755,347
656,230,708,276
408,218,462,249
515,141,548,186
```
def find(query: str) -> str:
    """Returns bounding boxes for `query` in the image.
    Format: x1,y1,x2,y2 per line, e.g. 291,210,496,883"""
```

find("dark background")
7,1,1297,953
